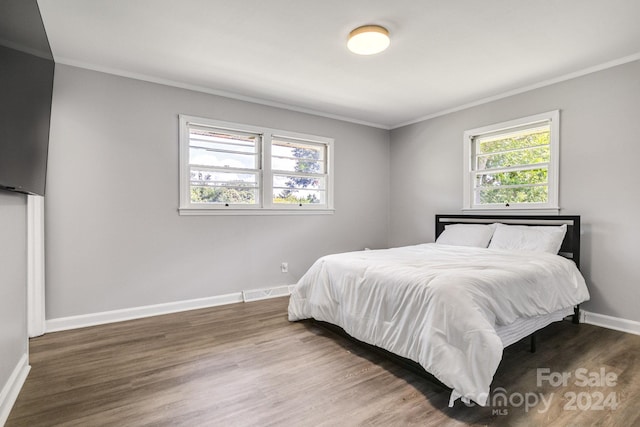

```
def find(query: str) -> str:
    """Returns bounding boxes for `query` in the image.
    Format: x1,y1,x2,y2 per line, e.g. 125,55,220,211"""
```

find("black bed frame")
435,214,582,324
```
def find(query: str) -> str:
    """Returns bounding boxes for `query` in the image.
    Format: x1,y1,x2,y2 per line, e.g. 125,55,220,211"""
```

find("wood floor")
7,297,640,426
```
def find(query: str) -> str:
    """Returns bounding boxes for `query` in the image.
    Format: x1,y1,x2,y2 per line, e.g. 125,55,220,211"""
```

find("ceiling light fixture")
347,25,390,55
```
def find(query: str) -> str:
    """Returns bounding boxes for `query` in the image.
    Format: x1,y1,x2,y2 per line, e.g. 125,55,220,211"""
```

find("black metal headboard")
435,214,581,268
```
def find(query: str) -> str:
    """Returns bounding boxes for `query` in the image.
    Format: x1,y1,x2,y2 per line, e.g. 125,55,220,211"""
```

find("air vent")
242,285,292,302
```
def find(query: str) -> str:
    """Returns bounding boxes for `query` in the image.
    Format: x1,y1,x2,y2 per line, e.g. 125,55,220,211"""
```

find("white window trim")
179,115,335,215
462,110,560,212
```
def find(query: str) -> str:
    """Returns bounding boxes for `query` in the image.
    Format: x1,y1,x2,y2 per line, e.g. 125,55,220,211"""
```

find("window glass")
272,138,326,205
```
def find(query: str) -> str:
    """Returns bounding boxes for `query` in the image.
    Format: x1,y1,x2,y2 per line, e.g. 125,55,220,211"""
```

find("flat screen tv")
0,0,55,196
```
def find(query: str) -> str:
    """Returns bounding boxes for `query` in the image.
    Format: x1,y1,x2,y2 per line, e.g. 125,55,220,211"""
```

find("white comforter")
287,243,590,406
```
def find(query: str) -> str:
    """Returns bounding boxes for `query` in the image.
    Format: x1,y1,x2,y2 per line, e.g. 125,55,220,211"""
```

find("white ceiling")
37,0,640,129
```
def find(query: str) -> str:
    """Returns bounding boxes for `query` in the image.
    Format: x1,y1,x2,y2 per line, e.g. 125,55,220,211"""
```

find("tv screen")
0,0,54,196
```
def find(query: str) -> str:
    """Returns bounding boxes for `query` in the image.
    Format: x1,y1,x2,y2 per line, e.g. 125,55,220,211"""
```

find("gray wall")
390,59,640,323
0,191,28,393
46,60,639,324
45,65,390,319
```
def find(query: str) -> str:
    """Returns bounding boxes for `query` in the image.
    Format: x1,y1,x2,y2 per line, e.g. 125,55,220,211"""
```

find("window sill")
179,207,335,216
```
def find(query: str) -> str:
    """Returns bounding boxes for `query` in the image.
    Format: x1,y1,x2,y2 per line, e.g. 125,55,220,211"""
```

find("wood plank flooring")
7,297,640,426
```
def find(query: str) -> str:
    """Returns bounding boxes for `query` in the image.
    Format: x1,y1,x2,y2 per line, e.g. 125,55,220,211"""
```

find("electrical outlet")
280,262,288,273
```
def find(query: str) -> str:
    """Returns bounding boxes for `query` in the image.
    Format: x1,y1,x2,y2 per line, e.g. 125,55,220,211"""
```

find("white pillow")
488,223,567,254
435,224,496,248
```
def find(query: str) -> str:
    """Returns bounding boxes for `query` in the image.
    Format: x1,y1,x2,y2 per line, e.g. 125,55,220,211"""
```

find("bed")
287,215,590,407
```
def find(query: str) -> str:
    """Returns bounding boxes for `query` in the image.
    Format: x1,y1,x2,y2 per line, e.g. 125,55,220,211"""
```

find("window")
187,125,261,206
463,110,559,211
179,115,334,214
271,137,328,206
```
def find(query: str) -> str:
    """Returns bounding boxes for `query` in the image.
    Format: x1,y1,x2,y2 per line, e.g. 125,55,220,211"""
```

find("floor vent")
242,285,292,302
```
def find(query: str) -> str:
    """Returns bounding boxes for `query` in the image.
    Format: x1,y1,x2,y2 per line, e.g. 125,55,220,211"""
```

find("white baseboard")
46,292,244,332
582,310,640,336
0,353,30,426
45,285,296,333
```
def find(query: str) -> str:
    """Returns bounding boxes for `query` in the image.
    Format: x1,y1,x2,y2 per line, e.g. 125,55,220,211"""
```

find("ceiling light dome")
347,25,390,55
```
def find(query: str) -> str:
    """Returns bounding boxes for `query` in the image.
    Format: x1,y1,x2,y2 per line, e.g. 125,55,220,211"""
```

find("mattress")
497,307,574,348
